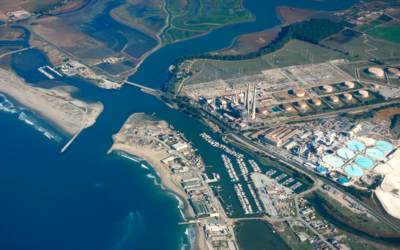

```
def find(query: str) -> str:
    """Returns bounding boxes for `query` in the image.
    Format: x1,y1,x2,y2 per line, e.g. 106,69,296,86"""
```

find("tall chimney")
252,87,256,120
246,85,250,113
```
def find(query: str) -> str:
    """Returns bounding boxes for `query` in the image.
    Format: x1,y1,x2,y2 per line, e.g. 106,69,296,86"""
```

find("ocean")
0,0,357,249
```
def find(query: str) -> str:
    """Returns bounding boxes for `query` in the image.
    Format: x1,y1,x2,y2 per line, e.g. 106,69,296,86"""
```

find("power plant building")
259,126,300,147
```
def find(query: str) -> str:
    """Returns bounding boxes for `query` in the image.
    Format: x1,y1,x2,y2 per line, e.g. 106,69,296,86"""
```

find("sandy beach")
0,68,103,135
107,113,208,250
108,143,207,250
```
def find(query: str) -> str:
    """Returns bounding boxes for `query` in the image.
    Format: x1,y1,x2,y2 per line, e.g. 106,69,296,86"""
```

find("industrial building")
259,126,300,147
257,107,269,115
171,142,188,151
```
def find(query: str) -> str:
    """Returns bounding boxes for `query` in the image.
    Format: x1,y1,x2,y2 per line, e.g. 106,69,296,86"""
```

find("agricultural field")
366,26,400,43
369,19,385,26
357,25,374,32
164,0,253,42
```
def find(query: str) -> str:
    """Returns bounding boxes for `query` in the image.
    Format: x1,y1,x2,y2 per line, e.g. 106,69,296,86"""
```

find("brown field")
374,107,400,119
32,16,97,48
221,6,316,54
0,0,26,21
32,15,108,58
0,26,25,41
21,0,64,13
366,1,388,9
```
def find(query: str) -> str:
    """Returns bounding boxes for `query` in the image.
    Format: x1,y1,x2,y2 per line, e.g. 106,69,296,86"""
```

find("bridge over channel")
123,81,159,92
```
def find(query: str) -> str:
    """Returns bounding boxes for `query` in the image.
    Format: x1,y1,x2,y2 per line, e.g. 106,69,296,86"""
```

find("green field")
273,222,314,250
369,19,385,26
357,24,374,32
314,190,392,231
165,28,203,42
172,34,400,92
366,26,400,43
164,0,253,42
390,114,400,139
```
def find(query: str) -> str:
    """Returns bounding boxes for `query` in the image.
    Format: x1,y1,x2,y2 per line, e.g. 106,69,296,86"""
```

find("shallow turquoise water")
337,148,355,159
326,156,345,168
344,165,364,177
348,141,366,151
366,148,384,159
375,141,393,151
355,157,374,168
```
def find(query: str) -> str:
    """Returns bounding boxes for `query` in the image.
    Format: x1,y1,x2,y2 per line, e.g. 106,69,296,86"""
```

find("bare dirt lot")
374,107,400,119
221,6,316,54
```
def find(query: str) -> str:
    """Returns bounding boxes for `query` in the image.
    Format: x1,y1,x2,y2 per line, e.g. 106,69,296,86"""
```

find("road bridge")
123,80,158,92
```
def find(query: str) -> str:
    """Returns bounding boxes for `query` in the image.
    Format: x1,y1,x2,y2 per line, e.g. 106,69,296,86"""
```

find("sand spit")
0,68,103,135
108,113,206,250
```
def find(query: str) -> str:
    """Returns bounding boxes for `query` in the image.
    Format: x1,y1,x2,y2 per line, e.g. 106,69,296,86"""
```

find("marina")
290,182,302,190
247,184,263,213
221,154,239,182
200,133,244,158
275,173,287,182
37,65,63,80
266,169,277,177
38,66,54,79
234,183,253,214
248,159,262,173
236,157,249,181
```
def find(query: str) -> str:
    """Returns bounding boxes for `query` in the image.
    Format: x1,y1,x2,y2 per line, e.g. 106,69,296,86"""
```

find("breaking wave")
0,94,23,114
0,94,60,141
169,192,187,222
117,151,142,162
185,225,197,250
146,173,164,189
140,164,149,170
18,112,61,142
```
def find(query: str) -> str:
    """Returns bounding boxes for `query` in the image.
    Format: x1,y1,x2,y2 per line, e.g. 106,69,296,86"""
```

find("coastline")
107,143,207,250
0,68,103,135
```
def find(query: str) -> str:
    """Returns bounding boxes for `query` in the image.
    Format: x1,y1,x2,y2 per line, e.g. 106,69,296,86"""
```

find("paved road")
294,181,336,249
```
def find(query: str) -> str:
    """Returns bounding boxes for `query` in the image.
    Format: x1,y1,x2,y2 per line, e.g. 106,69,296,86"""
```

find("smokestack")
252,87,256,120
246,85,250,113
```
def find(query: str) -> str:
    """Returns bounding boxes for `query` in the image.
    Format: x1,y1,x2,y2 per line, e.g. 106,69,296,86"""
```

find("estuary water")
0,1,357,250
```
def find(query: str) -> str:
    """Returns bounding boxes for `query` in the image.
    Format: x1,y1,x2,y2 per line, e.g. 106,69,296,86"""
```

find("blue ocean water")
0,0,357,249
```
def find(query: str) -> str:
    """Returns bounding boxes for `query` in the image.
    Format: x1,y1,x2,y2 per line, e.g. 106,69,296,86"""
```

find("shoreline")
107,143,207,250
0,68,103,136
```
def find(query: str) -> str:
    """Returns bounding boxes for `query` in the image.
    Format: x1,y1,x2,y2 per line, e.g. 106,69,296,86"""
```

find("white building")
171,142,188,151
